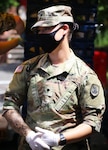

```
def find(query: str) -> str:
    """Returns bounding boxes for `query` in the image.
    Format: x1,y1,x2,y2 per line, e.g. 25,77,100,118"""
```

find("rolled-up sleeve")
80,73,105,132
3,64,27,112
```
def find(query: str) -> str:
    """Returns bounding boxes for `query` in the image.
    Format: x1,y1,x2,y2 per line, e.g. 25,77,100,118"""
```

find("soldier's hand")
35,127,60,147
26,130,50,150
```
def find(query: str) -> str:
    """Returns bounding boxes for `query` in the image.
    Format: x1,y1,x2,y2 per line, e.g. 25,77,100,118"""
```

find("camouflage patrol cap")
31,5,74,30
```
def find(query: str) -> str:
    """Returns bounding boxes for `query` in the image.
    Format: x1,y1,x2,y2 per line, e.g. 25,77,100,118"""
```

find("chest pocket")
54,81,79,113
28,74,58,110
27,71,81,113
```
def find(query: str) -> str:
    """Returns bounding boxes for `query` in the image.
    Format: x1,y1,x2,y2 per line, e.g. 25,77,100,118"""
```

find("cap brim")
31,20,60,31
31,16,74,31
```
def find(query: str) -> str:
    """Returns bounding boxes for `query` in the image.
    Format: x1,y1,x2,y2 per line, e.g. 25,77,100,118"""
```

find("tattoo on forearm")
4,110,29,136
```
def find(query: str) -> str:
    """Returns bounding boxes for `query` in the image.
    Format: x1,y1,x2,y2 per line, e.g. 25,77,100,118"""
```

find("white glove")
35,127,60,147
26,130,50,150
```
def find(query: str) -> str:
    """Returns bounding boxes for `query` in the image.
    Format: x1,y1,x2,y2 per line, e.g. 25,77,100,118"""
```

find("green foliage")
97,0,108,27
0,0,19,13
95,29,108,48
95,0,108,48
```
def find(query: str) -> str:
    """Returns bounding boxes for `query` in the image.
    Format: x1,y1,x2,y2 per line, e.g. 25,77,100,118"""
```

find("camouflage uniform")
3,50,105,150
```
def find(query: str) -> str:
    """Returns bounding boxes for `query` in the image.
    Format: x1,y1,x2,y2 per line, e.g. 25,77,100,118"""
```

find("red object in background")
19,0,27,6
93,50,108,88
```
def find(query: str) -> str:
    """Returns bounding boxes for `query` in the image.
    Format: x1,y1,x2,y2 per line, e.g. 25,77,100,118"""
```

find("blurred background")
0,0,108,149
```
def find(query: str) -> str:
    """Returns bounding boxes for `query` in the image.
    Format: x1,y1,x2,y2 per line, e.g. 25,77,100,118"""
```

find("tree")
0,0,19,13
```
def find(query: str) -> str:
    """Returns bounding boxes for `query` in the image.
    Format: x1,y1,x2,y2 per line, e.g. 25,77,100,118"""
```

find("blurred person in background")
6,1,25,35
0,0,25,55
18,0,27,26
0,12,23,55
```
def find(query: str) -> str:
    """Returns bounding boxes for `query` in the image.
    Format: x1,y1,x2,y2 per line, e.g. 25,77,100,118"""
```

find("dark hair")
0,13,16,34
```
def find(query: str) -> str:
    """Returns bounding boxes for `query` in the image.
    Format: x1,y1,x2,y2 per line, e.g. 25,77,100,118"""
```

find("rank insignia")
90,84,99,97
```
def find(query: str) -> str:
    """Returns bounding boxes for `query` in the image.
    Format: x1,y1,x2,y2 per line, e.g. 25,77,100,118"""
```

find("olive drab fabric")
31,5,74,30
3,50,105,150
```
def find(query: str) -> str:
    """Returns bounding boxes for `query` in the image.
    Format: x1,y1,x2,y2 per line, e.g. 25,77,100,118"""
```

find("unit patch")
90,84,99,98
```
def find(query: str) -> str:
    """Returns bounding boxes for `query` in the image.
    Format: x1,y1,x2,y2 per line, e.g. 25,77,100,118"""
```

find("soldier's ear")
62,24,69,34
62,24,69,30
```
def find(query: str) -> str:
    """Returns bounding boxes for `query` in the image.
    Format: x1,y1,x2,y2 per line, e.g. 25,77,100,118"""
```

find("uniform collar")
37,50,76,77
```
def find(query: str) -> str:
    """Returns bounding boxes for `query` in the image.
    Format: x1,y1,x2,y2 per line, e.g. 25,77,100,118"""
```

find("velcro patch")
90,84,99,97
14,65,24,73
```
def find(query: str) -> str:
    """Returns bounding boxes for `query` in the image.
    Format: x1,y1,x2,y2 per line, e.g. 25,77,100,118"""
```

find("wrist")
59,133,67,146
26,130,35,142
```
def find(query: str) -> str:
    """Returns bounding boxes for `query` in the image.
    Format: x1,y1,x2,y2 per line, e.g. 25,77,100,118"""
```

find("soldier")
3,5,105,150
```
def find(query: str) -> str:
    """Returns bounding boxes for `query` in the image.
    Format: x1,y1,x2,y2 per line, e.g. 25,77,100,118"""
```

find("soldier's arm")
62,123,92,144
63,74,105,143
3,109,50,150
2,63,33,137
3,109,31,137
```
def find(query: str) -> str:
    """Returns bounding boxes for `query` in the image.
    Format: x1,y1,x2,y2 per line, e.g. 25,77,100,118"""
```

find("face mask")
36,26,64,53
